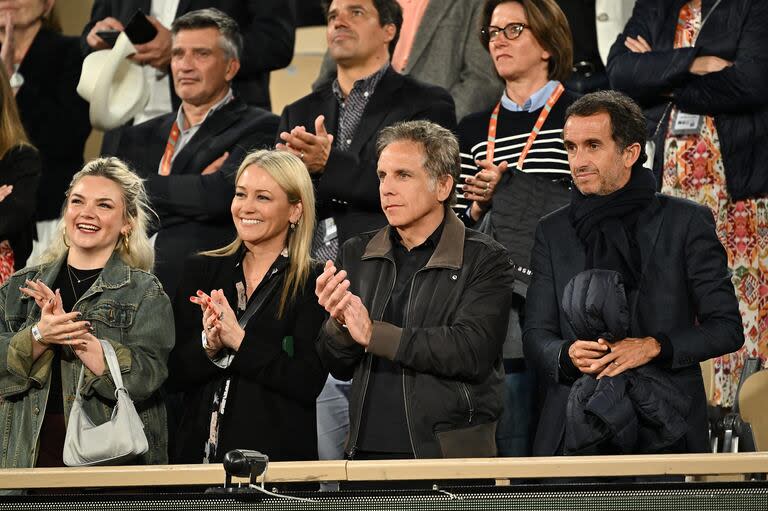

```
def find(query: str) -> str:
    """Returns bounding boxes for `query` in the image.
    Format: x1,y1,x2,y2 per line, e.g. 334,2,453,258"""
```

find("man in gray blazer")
313,0,501,120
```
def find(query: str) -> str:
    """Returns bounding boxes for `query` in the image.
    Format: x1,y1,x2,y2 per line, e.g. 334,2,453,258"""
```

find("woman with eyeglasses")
168,150,327,464
453,0,577,457
0,157,174,468
607,0,768,409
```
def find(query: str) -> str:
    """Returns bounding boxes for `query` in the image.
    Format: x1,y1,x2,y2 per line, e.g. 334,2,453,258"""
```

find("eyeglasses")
483,22,528,42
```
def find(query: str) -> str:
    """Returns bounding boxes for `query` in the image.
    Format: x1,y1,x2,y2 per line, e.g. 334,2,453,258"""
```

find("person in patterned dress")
607,0,768,406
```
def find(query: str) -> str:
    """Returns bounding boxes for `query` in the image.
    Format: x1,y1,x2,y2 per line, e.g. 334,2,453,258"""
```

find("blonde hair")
0,65,30,158
204,150,316,317
39,158,157,272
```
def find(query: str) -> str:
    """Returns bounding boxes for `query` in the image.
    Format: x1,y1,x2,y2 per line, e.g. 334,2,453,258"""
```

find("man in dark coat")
113,9,278,298
82,0,293,112
523,90,743,456
276,0,456,258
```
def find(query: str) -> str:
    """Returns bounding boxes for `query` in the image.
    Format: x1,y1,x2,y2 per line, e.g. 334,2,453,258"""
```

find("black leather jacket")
318,212,515,459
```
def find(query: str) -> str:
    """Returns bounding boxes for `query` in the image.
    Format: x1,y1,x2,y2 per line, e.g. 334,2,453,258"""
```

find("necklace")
67,265,101,284
66,265,101,303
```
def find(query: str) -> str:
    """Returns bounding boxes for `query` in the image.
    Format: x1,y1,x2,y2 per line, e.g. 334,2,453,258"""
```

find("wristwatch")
31,324,47,345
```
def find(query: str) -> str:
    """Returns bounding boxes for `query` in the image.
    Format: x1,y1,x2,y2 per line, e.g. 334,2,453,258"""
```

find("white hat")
77,32,149,131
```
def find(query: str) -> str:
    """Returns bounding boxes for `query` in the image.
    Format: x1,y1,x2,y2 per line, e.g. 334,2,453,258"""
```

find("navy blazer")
523,194,744,455
81,0,295,111
606,0,768,199
277,67,457,244
114,98,279,298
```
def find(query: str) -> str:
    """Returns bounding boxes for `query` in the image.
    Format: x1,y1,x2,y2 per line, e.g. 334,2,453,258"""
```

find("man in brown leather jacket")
316,120,515,460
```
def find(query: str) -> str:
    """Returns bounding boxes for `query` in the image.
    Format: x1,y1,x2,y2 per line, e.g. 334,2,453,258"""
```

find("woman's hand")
464,159,509,221
208,289,245,352
32,290,89,357
689,56,733,75
624,35,652,53
20,279,61,312
71,332,105,376
0,184,12,202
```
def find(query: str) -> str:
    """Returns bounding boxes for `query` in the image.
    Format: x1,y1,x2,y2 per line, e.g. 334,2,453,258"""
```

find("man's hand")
0,184,12,202
464,159,509,221
689,56,733,76
624,35,652,53
201,152,229,175
130,17,172,70
595,336,662,379
568,339,611,375
339,294,372,347
315,260,350,324
277,115,334,174
85,17,125,50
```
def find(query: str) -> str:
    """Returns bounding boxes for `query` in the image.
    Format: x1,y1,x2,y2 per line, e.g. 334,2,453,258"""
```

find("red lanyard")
159,121,181,176
486,83,565,170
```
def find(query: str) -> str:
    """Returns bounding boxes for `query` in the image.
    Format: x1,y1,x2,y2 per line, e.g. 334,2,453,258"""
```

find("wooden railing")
0,452,766,490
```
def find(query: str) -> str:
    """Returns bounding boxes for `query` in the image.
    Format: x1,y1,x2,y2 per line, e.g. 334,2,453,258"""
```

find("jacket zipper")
459,382,474,424
347,262,397,459
401,273,421,458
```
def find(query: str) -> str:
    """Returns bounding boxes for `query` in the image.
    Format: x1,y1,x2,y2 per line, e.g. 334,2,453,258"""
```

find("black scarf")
569,165,657,289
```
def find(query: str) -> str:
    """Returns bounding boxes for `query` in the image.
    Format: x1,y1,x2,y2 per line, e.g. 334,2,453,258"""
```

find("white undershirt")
133,0,180,125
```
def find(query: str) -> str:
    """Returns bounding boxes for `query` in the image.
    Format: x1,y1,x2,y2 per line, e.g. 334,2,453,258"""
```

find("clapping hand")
190,289,245,354
315,260,372,347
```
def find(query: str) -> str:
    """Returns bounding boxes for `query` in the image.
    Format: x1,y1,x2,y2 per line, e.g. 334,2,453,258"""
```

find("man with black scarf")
523,90,743,456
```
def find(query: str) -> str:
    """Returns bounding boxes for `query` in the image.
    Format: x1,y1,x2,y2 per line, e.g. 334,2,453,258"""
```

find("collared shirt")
332,63,389,152
357,214,446,455
391,0,431,72
156,88,234,175
133,0,180,124
500,79,560,113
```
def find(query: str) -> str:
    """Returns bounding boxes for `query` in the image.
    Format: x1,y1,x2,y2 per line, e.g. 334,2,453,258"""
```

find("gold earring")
289,222,297,230
122,233,131,254
62,231,70,248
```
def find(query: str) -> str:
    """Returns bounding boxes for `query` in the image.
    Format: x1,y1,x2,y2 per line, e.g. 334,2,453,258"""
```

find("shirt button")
596,12,609,22
346,139,352,144
451,274,458,281
33,406,40,415
364,91,369,97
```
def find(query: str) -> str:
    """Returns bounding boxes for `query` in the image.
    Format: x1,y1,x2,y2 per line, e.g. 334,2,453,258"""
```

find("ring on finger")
299,152,305,160
66,335,72,340
218,311,224,321
612,361,620,366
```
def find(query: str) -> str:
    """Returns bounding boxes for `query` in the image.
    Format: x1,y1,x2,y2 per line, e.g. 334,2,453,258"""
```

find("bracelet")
31,324,48,346
201,331,211,350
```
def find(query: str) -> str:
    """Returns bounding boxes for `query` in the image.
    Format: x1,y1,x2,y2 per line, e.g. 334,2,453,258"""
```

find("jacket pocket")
435,421,498,458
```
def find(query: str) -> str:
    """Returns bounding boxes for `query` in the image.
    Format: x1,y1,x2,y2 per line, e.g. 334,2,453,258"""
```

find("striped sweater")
454,91,578,213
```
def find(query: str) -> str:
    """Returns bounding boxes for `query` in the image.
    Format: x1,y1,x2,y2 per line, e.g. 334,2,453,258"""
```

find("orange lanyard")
486,83,565,170
159,121,181,176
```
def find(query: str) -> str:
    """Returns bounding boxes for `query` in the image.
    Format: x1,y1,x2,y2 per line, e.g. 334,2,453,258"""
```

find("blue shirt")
500,80,561,113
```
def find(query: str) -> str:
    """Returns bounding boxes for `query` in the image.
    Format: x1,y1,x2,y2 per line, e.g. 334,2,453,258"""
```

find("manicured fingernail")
196,290,203,295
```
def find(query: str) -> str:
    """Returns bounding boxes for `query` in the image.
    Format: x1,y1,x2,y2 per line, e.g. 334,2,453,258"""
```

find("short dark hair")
480,0,573,82
565,90,647,159
172,8,243,61
377,120,460,206
321,0,403,56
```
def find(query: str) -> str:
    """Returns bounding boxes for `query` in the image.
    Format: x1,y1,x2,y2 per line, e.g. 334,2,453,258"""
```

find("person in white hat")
111,9,279,300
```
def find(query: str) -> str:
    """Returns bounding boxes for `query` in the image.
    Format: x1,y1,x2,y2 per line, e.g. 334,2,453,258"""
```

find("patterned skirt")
662,113,768,406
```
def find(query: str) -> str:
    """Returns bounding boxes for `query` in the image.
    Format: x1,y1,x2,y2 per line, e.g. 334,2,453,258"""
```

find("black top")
13,28,90,221
46,264,103,415
556,0,604,68
168,251,328,463
0,145,41,269
357,218,445,455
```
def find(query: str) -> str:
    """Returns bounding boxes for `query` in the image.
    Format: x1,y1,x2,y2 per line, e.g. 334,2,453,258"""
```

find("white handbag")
63,339,149,466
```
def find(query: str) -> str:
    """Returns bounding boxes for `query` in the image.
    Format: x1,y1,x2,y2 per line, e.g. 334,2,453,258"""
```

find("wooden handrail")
0,453,766,490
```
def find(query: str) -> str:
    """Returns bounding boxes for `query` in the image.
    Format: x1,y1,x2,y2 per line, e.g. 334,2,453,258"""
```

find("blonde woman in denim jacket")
0,157,174,468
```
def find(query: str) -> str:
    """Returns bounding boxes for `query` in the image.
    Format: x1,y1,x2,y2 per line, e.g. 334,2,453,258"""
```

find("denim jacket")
0,252,174,467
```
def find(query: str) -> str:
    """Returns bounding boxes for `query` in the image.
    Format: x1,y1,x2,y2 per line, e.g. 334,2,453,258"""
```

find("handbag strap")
237,267,283,329
73,340,126,401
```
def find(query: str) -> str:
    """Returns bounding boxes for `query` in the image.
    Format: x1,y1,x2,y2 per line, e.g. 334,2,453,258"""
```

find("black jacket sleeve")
0,146,40,239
